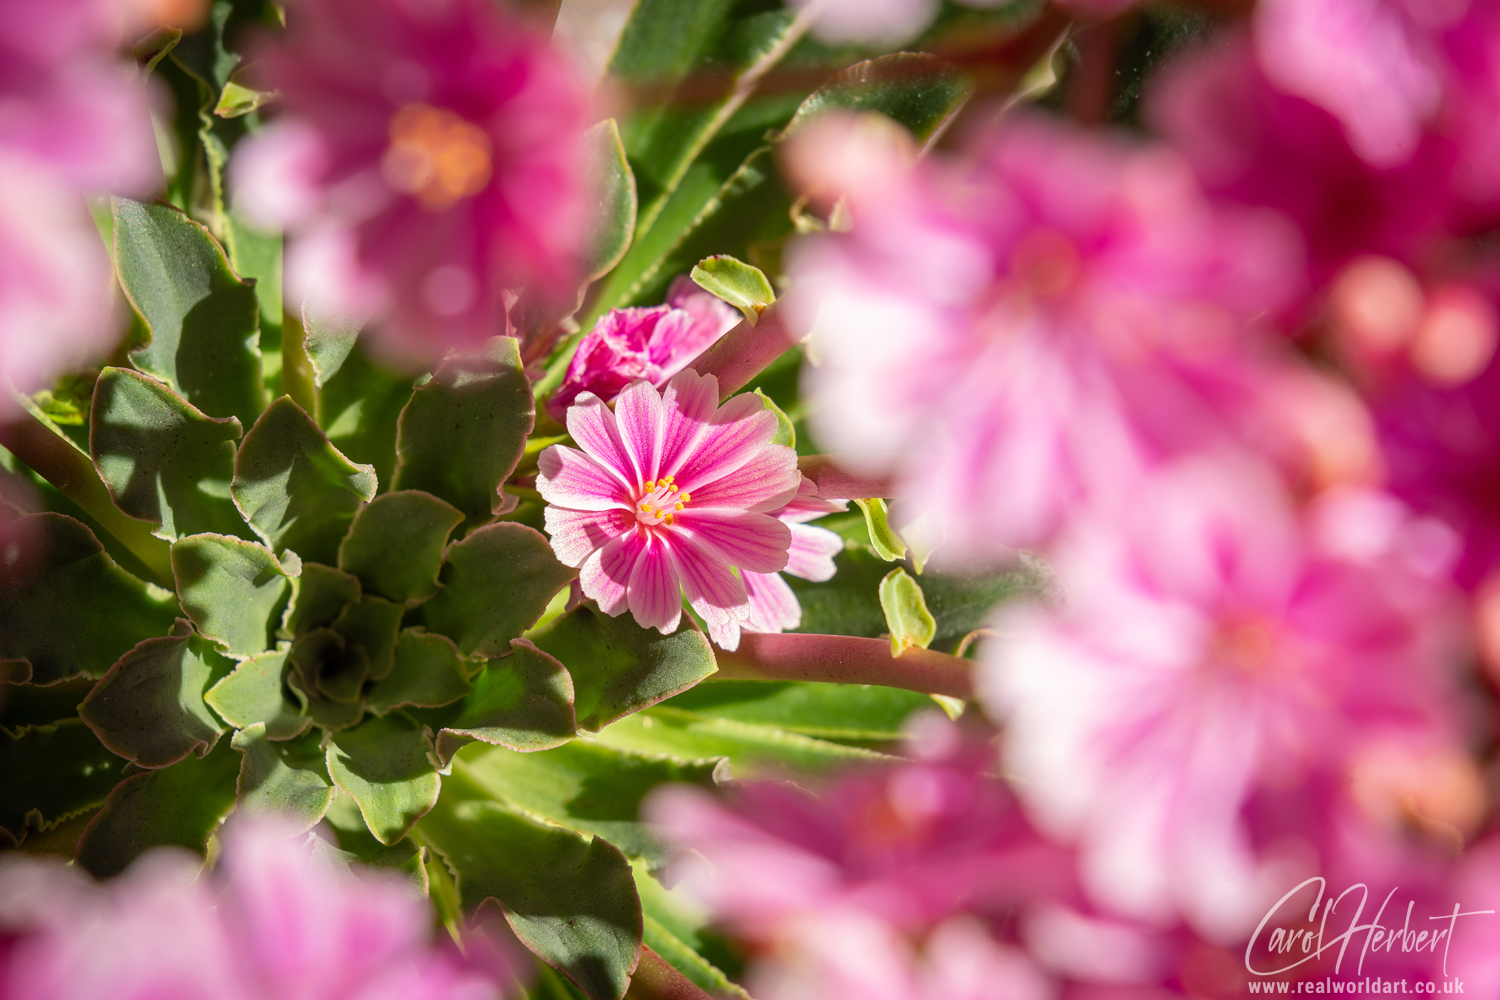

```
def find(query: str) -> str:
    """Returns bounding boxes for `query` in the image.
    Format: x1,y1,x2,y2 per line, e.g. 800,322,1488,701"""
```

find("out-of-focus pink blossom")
231,0,588,363
788,113,1303,561
538,371,800,648
0,817,508,1000
787,0,1108,48
0,0,162,399
978,455,1472,941
547,276,739,420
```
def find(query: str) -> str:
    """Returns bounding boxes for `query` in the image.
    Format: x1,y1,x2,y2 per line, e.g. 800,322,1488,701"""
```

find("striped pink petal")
682,445,801,513
664,393,778,494
671,537,749,617
579,532,644,616
537,447,633,511
676,510,792,574
613,378,667,484
785,522,844,582
628,537,682,634
543,507,632,567
659,369,722,473
743,571,802,634
565,391,639,482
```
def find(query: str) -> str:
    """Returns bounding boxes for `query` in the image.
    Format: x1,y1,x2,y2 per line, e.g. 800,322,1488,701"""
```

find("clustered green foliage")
0,2,1053,998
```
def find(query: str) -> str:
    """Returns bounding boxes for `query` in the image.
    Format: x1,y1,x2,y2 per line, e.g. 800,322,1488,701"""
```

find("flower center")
635,474,690,528
381,104,493,212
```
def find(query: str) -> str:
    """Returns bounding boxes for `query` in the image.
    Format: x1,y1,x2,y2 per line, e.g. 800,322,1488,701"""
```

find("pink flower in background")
788,113,1303,561
978,455,1472,940
0,0,163,399
231,0,588,363
538,371,799,648
546,276,740,420
726,481,847,650
0,817,509,1000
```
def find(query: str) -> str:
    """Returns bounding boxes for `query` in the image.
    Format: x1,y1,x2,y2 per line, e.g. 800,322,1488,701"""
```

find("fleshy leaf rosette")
538,371,800,649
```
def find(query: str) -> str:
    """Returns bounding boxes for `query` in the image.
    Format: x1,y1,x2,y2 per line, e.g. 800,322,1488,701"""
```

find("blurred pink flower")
231,0,588,362
728,481,847,649
538,371,800,647
0,0,162,398
978,455,1471,941
547,276,739,421
0,817,508,1000
788,114,1303,561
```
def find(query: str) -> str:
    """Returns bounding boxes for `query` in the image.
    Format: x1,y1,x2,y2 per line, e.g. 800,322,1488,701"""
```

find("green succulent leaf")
752,388,795,448
89,367,250,542
326,712,441,846
330,595,405,681
0,677,94,734
113,198,263,426
281,562,361,637
431,638,576,765
79,619,233,768
594,708,890,778
779,53,972,146
204,643,310,740
690,255,774,325
420,522,575,657
392,337,532,525
76,734,241,878
879,567,936,657
232,396,378,566
660,680,934,742
0,719,126,846
172,533,292,657
232,723,334,831
633,859,750,999
290,628,369,708
584,118,638,284
213,76,272,118
319,792,430,893
0,513,181,684
418,773,643,1000
302,307,362,388
528,605,716,732
338,491,464,604
367,629,473,717
317,346,413,489
455,739,722,867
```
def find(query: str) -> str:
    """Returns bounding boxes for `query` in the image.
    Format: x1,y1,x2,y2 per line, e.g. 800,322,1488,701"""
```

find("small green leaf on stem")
853,498,906,562
878,568,936,658
752,389,795,448
690,255,775,326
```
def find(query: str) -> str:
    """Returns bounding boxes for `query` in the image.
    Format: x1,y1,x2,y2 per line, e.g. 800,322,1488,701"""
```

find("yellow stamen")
674,502,684,511
678,492,690,503
644,481,655,491
665,513,674,526
640,504,654,514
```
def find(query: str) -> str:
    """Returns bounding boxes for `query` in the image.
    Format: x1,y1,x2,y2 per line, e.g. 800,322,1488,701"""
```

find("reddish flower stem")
624,945,718,1000
713,632,974,700
796,454,896,500
686,302,801,401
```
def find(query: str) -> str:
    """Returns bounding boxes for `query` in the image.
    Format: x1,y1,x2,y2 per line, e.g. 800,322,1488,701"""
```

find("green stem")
713,632,974,699
624,945,718,1000
280,307,319,421
0,396,173,587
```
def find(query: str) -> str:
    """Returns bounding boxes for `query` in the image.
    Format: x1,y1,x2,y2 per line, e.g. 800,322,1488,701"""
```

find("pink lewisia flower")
230,0,588,362
0,817,509,1000
546,276,740,420
978,455,1471,941
788,113,1303,561
538,370,800,649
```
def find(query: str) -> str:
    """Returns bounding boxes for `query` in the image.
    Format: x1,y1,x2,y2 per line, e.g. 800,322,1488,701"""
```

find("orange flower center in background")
381,104,493,211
